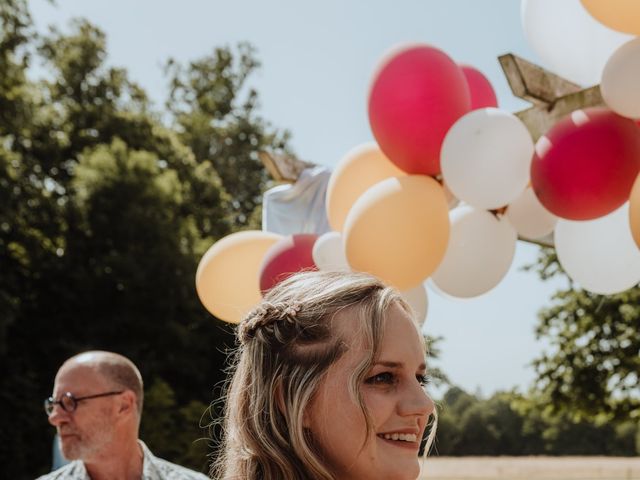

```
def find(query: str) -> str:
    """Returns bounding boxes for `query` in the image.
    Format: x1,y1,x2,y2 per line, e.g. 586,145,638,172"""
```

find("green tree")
165,43,290,228
529,247,640,421
141,378,211,473
0,2,289,477
442,391,530,455
435,386,637,456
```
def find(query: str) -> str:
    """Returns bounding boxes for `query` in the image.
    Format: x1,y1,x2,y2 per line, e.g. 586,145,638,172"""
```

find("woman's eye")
416,374,431,387
366,372,395,385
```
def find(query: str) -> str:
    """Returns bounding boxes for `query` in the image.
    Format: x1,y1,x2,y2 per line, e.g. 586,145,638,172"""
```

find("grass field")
420,456,640,480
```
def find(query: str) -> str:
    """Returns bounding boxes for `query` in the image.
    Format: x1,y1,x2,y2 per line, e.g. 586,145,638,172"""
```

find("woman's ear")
275,380,286,416
302,407,311,429
276,378,312,428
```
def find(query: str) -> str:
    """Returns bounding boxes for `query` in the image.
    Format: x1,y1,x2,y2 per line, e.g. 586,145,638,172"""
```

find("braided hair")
212,270,432,480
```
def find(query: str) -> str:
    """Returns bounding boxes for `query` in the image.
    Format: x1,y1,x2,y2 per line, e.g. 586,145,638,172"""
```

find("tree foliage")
434,386,639,456
0,1,288,477
165,43,289,228
528,247,640,422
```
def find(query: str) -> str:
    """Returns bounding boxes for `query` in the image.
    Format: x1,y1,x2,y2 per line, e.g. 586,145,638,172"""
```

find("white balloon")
441,108,534,210
555,204,640,295
312,231,350,272
401,283,429,325
521,0,633,86
506,186,558,240
601,37,640,119
431,206,518,298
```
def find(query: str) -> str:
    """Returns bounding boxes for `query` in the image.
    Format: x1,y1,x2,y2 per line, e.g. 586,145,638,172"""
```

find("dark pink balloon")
531,108,640,221
460,64,498,110
259,234,318,293
368,45,471,176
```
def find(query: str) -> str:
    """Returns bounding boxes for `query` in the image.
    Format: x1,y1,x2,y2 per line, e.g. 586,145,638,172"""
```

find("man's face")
47,362,118,461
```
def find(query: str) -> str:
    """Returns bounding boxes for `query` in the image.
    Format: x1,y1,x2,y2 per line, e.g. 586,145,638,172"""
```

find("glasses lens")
44,397,54,415
61,393,76,412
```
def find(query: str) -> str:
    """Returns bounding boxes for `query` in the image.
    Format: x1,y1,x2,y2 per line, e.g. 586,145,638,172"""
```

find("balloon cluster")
197,0,640,324
523,0,640,294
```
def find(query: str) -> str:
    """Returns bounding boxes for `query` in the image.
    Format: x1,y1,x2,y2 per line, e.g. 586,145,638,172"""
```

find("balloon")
312,231,350,272
555,204,640,295
522,0,632,86
630,173,640,249
259,234,318,293
601,38,640,119
196,230,281,323
581,0,640,35
506,186,558,240
368,44,471,176
531,108,640,220
401,283,429,325
441,108,534,210
431,207,517,298
326,143,405,232
344,175,450,290
460,64,498,110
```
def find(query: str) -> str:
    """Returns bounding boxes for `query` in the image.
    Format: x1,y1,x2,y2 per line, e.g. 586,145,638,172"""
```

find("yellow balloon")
630,173,640,249
196,230,281,323
344,175,450,290
326,143,406,232
581,0,640,35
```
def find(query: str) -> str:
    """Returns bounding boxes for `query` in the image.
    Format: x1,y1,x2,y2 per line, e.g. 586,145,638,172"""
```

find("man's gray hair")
67,351,144,415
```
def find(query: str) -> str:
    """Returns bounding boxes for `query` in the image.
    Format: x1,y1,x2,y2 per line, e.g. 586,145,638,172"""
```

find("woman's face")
306,302,435,480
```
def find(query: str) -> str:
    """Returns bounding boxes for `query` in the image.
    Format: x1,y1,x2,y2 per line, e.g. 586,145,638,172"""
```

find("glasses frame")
44,390,124,415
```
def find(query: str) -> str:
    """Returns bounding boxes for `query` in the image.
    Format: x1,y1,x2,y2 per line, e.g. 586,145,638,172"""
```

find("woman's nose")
399,382,435,418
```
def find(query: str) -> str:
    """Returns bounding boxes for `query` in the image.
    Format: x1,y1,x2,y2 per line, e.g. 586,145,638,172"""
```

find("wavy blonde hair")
212,270,436,479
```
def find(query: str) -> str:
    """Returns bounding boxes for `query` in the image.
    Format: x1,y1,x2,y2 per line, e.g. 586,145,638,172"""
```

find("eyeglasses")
44,391,124,416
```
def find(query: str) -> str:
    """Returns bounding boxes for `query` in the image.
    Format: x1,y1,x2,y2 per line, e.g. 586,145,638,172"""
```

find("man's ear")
117,390,136,417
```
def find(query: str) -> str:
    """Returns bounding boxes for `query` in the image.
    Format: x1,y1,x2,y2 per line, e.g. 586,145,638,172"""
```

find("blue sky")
31,0,570,396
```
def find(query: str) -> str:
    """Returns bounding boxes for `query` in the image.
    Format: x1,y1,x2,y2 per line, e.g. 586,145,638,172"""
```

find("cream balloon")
326,143,406,232
522,0,632,86
401,283,429,325
196,230,281,323
601,38,640,119
431,206,518,298
344,175,450,291
441,108,534,210
506,186,558,240
555,203,640,295
581,0,640,36
312,231,350,272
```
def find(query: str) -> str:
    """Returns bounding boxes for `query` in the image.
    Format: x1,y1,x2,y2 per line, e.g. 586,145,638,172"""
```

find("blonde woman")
213,270,436,480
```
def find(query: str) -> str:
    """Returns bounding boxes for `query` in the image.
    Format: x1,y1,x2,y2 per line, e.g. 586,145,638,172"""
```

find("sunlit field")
420,457,640,480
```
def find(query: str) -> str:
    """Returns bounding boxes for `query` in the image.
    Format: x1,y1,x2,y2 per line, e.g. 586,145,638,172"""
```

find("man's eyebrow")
374,361,427,371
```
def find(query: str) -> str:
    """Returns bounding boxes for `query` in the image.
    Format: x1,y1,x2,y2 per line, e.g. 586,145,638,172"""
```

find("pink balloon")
368,44,471,176
460,64,498,110
531,108,640,220
259,234,318,293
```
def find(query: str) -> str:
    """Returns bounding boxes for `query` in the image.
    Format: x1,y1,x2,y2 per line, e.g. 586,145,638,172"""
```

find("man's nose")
48,404,69,426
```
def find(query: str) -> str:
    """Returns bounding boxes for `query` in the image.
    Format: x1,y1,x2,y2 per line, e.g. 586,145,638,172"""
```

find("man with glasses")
38,351,209,479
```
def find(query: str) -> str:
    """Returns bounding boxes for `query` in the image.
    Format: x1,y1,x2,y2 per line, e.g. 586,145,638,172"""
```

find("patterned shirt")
36,441,210,480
